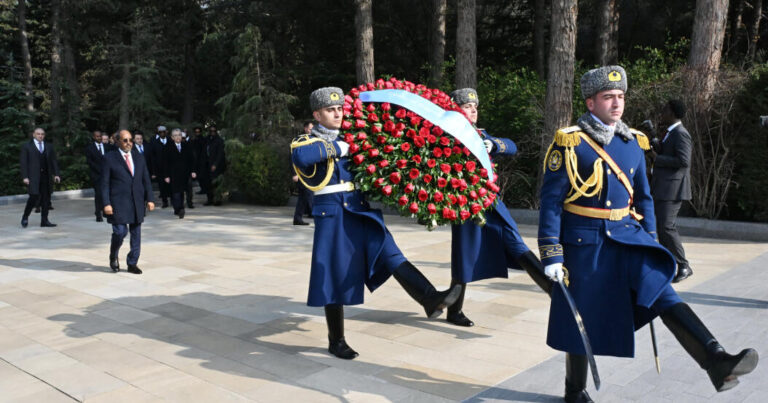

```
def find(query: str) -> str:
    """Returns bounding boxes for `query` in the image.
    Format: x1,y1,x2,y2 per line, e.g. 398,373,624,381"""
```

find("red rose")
453,146,462,155
404,183,415,193
470,175,480,185
427,135,437,144
471,203,482,214
463,147,471,156
355,119,366,129
341,121,352,130
382,185,393,196
448,194,457,205
353,154,365,165
393,131,403,138
432,126,444,135
442,207,453,219
458,195,468,206
422,120,433,129
483,197,493,208
437,177,447,188
368,148,379,158
460,210,470,220
432,147,443,158
381,102,391,111
440,136,451,146
423,174,433,183
419,127,430,137
361,143,372,151
400,143,411,152
356,132,367,141
376,135,386,144
427,159,437,168
453,163,463,173
367,103,376,112
395,122,406,131
395,108,407,119
367,113,379,123
366,164,376,175
349,144,360,154
374,177,385,188
390,172,402,184
406,129,416,138
479,168,488,178
396,159,408,169
413,136,426,148
466,161,476,172
411,155,422,164
440,164,452,175
451,178,461,189
344,94,353,103
344,133,354,142
353,109,364,119
417,189,429,201
443,147,452,157
398,195,408,206
371,125,382,134
460,179,468,191
433,191,444,202
487,182,500,193
469,190,479,200
383,145,394,153
427,203,437,214
378,160,389,168
384,121,396,132
409,202,419,214
410,116,423,126
409,168,420,180
478,187,488,197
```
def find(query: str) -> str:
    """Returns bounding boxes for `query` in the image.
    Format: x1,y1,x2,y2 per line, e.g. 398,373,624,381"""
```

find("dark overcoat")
650,123,692,201
101,149,154,225
19,140,60,196
163,142,196,193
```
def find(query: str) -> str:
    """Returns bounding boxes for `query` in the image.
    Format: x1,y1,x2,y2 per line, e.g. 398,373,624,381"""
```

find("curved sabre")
359,89,495,182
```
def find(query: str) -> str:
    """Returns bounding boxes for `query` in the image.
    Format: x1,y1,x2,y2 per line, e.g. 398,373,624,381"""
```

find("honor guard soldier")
448,88,552,327
539,66,758,402
291,87,460,360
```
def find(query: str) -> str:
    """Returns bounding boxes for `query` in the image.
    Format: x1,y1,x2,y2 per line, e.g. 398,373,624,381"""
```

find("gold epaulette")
630,128,650,151
554,126,582,147
291,133,312,146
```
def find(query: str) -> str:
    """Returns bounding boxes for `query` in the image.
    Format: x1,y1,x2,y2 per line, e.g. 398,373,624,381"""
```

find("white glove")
336,141,350,157
544,263,564,282
484,139,494,153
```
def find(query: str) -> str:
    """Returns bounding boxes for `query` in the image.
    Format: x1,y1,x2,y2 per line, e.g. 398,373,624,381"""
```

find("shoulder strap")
577,132,634,200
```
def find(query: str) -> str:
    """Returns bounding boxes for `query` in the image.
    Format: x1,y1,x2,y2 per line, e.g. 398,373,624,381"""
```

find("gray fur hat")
310,87,345,111
580,65,627,99
450,88,479,106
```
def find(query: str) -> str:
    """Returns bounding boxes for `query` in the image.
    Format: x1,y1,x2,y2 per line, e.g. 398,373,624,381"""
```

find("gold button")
335,158,339,162
606,200,612,207
360,201,364,205
321,212,326,216
606,230,611,236
343,202,348,207
630,168,634,174
607,169,612,175
340,180,345,184
577,238,582,243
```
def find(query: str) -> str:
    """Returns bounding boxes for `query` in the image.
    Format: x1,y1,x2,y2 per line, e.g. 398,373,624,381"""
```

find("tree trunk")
596,0,619,65
429,0,447,87
688,0,729,105
61,2,80,146
354,0,374,84
17,0,34,125
533,0,548,78
50,0,64,129
119,62,130,130
455,0,477,88
182,42,195,125
747,0,763,62
541,0,578,173
728,0,745,59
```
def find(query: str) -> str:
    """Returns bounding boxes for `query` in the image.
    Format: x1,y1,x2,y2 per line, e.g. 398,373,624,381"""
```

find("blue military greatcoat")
538,125,678,358
292,134,406,307
451,130,531,282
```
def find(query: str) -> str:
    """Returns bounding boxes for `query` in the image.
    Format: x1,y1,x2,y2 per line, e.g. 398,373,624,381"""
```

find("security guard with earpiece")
292,87,460,360
538,66,757,402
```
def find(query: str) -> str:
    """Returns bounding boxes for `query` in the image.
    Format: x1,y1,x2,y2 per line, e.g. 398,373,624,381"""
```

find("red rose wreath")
341,77,500,229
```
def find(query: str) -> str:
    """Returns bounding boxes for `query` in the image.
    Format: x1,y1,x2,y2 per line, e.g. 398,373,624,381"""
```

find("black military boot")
324,304,358,360
660,302,758,392
446,282,474,327
564,353,593,403
393,261,461,318
516,251,552,295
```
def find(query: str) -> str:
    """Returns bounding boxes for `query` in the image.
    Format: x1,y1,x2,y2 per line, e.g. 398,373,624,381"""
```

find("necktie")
124,154,133,176
37,141,43,153
99,143,103,155
138,145,143,153
177,144,181,152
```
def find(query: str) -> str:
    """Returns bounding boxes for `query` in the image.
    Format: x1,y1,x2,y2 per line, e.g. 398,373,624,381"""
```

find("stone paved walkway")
0,196,766,402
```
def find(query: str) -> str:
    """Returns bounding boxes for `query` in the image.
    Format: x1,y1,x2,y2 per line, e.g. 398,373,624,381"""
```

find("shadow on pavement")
679,291,768,309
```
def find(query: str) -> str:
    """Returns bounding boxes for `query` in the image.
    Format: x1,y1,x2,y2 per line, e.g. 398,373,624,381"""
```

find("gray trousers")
654,200,689,270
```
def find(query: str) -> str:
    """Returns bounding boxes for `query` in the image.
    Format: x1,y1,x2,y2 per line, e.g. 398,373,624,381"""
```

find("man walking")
163,129,197,219
102,130,155,274
149,125,171,208
203,125,225,206
651,99,693,283
85,129,108,222
20,128,60,228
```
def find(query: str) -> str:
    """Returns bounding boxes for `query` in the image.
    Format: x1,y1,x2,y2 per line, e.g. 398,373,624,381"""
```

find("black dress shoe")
179,209,185,219
21,217,28,228
96,216,104,222
564,390,594,403
187,203,195,209
34,206,41,213
49,205,54,210
203,201,213,206
110,258,120,272
41,221,57,227
127,264,143,274
672,266,693,283
293,219,309,225
447,311,474,327
328,338,358,360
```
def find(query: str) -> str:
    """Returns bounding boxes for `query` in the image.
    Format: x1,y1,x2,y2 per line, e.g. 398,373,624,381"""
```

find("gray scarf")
576,113,632,146
312,125,339,142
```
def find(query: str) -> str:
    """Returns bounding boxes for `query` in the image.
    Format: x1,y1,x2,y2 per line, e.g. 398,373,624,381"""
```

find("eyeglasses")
121,138,133,143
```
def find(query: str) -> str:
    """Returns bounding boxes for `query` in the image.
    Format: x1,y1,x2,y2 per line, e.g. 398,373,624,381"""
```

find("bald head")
118,130,133,153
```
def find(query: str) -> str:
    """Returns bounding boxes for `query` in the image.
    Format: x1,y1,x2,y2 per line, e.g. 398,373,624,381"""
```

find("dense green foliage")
224,139,291,206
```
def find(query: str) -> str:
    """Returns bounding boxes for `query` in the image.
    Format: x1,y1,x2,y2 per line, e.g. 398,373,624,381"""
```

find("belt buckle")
609,208,623,221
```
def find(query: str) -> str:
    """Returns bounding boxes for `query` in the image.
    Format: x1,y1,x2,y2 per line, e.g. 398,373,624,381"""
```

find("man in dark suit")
20,128,61,228
203,125,226,206
651,99,693,283
133,131,147,158
163,129,197,219
102,130,155,274
85,130,108,222
148,125,171,208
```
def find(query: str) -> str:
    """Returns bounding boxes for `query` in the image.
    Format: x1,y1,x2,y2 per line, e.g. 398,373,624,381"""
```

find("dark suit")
163,141,196,213
148,136,171,203
651,122,692,271
202,134,226,203
20,139,60,222
101,149,154,265
85,142,108,218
